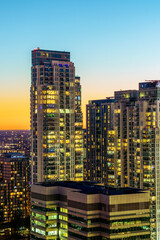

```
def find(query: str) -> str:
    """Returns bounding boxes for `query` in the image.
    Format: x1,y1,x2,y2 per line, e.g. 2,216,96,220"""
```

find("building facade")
31,181,150,240
31,48,83,184
86,80,160,239
86,98,115,185
83,129,87,180
113,90,139,188
0,153,30,223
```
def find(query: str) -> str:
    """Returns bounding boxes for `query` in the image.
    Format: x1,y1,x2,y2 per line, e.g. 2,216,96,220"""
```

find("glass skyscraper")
31,48,83,184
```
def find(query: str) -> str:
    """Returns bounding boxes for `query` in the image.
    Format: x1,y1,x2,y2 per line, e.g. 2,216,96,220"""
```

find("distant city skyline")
1,0,160,129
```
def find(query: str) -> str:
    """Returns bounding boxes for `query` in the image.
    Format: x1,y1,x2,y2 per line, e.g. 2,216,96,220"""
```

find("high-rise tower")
86,81,160,239
31,48,83,184
86,98,115,185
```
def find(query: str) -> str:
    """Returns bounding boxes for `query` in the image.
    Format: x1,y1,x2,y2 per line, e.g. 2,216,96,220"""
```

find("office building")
31,181,150,240
31,48,83,184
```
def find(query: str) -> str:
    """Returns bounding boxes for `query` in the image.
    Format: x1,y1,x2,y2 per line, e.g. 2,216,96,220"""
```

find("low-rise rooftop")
35,181,146,196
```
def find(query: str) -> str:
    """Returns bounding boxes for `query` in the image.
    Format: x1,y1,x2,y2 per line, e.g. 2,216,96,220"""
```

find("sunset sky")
1,0,160,129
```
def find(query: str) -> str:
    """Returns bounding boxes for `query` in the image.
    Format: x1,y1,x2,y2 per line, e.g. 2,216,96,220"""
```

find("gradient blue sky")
0,0,160,129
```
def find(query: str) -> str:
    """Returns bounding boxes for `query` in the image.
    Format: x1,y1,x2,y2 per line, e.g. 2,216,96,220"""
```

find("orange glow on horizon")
0,87,112,130
0,94,30,130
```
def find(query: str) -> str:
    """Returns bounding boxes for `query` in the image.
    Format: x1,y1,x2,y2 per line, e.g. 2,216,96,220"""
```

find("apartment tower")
86,98,115,185
31,48,83,184
86,81,160,239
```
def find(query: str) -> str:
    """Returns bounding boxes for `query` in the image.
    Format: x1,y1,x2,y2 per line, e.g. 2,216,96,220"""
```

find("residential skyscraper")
86,80,160,239
86,98,115,185
133,81,160,239
31,48,83,184
74,76,83,181
113,90,139,188
114,85,159,239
